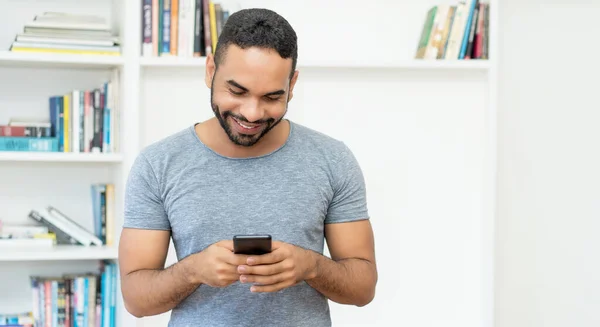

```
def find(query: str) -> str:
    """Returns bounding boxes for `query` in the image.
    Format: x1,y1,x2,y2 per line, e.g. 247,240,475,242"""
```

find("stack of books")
0,223,56,248
0,183,114,248
0,72,119,153
8,12,121,56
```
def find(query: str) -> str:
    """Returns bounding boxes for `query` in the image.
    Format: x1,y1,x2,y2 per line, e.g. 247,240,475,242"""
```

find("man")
119,7,377,327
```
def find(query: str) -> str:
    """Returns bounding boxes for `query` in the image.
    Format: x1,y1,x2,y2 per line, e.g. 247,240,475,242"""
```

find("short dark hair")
213,8,298,79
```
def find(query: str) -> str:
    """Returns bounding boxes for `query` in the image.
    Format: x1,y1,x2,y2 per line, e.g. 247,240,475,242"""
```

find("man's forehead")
219,46,292,85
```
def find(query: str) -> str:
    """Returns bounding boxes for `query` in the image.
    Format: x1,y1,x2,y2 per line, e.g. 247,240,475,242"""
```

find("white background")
2,0,598,326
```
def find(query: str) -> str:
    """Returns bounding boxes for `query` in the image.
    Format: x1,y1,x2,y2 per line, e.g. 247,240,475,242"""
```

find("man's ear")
205,53,216,88
288,70,299,102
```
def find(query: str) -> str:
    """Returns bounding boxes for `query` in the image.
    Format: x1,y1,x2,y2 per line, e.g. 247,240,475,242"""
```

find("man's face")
207,45,298,147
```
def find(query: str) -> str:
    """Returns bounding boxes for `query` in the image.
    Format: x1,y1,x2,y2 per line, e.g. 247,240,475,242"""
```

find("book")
9,12,121,56
415,1,490,60
141,0,232,57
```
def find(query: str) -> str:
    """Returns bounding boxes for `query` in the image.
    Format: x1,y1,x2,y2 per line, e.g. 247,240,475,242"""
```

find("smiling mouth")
232,117,263,131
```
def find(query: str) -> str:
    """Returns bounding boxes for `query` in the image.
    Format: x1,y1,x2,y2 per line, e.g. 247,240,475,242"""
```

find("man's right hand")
186,240,249,288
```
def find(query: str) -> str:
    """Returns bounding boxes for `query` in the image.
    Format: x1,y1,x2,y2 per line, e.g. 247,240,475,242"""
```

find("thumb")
271,240,284,250
216,240,234,251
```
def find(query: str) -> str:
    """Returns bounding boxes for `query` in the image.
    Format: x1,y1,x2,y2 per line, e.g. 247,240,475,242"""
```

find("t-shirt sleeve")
325,143,370,224
123,152,171,230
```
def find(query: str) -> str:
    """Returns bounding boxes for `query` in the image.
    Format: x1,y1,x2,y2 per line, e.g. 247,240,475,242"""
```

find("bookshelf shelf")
298,59,491,70
0,152,124,163
0,51,124,69
140,56,490,70
0,245,118,262
140,56,207,67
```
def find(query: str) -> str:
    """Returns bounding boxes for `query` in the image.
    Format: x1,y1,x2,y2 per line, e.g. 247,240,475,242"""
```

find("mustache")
222,111,275,125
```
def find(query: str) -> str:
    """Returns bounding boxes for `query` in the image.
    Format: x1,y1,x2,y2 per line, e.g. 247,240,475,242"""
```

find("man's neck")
195,118,290,158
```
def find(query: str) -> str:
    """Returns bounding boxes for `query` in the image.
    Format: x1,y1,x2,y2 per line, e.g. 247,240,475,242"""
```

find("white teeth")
235,118,256,129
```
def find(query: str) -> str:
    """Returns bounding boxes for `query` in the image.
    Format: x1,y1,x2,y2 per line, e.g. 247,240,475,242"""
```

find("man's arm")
305,219,377,306
118,228,200,317
240,219,377,307
119,228,248,317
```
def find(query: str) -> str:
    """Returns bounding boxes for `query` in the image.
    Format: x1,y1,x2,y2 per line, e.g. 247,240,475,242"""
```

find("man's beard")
210,87,287,147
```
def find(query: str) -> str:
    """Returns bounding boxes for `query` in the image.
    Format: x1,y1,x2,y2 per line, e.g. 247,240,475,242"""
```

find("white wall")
138,1,491,326
496,1,600,327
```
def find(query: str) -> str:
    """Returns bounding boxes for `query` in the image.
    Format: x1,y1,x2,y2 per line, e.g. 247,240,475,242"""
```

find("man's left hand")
237,241,318,293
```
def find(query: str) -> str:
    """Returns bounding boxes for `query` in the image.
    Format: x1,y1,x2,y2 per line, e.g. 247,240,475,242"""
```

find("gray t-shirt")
123,120,369,327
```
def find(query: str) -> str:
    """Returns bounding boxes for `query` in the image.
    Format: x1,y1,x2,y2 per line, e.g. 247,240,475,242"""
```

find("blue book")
162,0,171,54
459,0,478,59
0,137,58,152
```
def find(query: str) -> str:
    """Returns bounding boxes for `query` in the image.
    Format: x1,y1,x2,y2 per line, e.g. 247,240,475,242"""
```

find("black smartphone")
233,234,272,255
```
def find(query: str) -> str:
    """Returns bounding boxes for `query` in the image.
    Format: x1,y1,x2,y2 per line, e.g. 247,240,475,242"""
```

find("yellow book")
105,183,114,246
63,94,70,152
209,1,217,53
10,48,121,56
34,233,57,243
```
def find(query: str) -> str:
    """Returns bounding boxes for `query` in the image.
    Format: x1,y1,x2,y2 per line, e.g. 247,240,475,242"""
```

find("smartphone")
233,234,272,255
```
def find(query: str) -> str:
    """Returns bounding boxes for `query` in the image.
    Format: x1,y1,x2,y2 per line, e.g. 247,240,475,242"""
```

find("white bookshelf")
0,245,118,262
0,152,124,163
0,0,498,327
0,50,124,69
141,56,492,70
140,56,206,67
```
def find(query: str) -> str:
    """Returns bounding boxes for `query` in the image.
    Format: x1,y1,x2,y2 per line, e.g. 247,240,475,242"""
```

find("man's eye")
265,96,280,101
229,89,244,95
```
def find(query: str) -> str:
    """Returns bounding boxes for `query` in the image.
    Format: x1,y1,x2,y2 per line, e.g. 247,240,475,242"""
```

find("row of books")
29,262,118,327
0,71,119,153
141,0,232,57
8,12,121,56
0,183,114,248
415,0,489,60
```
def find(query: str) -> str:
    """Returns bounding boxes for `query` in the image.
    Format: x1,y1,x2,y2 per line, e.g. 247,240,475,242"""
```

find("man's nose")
239,98,264,123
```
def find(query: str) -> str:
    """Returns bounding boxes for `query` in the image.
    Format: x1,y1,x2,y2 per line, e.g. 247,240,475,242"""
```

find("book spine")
63,94,70,152
208,0,217,51
202,0,211,54
153,0,159,56
0,137,58,152
71,90,80,153
79,91,85,153
162,0,171,55
171,0,179,55
459,0,478,59
45,281,51,327
193,0,203,56
103,82,110,153
84,91,93,153
58,96,64,151
464,3,479,59
142,0,153,56
92,89,102,152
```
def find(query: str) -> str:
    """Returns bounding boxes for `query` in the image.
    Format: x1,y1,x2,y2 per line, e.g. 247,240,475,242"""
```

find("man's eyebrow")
264,89,285,97
226,79,285,97
226,80,248,92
